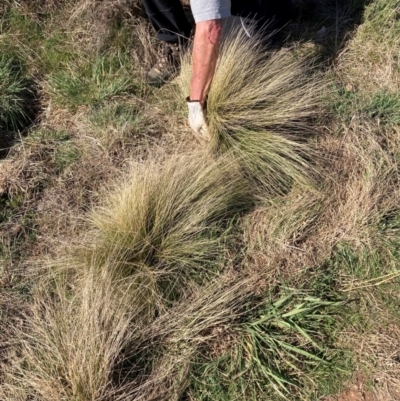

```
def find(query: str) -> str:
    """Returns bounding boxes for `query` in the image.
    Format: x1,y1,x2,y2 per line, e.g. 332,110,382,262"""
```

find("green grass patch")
88,101,143,147
38,32,84,75
321,240,400,389
53,142,81,173
23,129,82,174
0,195,39,275
187,290,349,401
90,102,141,129
0,53,31,132
48,56,138,109
364,91,400,125
329,84,400,126
0,192,24,225
361,0,400,43
1,4,144,115
1,7,42,39
0,6,81,73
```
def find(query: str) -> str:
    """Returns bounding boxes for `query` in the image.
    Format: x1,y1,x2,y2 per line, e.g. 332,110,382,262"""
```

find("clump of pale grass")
80,153,252,299
0,266,259,401
0,262,147,401
178,27,324,194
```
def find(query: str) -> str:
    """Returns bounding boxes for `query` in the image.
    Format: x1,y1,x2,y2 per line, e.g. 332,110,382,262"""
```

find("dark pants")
141,0,192,43
141,0,295,43
231,0,296,32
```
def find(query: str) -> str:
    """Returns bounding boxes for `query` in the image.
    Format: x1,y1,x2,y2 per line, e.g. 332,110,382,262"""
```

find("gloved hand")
186,98,211,143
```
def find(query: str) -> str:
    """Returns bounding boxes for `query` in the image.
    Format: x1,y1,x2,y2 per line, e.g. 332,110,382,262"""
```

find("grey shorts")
190,0,231,23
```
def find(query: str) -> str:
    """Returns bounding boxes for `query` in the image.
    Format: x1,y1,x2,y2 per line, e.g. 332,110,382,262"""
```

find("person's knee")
196,19,223,45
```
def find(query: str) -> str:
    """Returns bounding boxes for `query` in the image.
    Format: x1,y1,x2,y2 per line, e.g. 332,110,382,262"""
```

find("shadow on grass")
0,80,41,159
286,0,374,62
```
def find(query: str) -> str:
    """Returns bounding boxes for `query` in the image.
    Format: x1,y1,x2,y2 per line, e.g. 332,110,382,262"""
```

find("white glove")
186,98,211,143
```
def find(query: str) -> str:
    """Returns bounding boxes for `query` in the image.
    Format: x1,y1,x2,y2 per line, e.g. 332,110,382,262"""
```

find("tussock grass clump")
0,54,31,132
178,28,323,194
83,154,253,296
0,270,254,401
0,264,144,401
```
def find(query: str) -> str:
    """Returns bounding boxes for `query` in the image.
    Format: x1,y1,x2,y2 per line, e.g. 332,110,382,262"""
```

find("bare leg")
189,19,223,107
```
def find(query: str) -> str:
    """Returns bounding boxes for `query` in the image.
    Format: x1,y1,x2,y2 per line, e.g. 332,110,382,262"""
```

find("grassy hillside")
0,0,399,400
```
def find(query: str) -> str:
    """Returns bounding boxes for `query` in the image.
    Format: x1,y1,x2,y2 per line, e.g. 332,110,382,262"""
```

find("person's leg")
142,0,192,86
142,0,193,85
142,0,192,44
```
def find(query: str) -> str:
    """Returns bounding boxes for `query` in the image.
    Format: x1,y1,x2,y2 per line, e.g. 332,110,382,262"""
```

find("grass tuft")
0,263,144,401
88,101,143,149
81,153,253,299
47,56,136,109
178,28,324,194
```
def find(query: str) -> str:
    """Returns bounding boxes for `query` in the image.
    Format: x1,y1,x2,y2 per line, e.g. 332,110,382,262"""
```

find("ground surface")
0,0,399,400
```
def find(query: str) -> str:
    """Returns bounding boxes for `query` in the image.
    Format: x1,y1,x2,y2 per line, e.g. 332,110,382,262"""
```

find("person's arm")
186,1,230,141
186,19,223,142
189,19,223,106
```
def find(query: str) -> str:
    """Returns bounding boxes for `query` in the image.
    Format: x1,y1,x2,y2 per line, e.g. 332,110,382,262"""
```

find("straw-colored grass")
79,153,252,300
0,267,258,401
1,1,400,400
178,27,324,194
241,120,400,279
0,264,141,401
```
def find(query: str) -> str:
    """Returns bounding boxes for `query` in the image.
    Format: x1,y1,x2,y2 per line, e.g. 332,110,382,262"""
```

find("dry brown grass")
65,0,146,55
0,256,260,401
69,0,143,20
243,120,400,279
0,261,143,401
1,1,400,400
125,271,260,401
352,328,400,400
336,0,400,94
12,0,143,24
